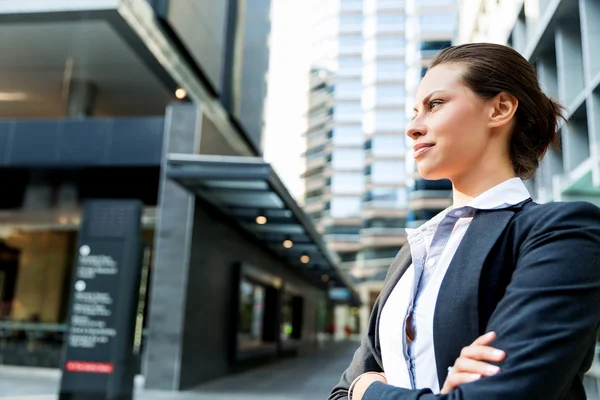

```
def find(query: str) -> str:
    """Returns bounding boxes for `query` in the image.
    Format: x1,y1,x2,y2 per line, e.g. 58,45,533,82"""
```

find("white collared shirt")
379,178,531,393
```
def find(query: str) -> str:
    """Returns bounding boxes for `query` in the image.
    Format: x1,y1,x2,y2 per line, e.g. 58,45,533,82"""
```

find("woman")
330,43,600,399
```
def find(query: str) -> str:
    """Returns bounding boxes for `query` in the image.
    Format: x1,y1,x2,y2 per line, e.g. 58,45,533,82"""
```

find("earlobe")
489,92,518,128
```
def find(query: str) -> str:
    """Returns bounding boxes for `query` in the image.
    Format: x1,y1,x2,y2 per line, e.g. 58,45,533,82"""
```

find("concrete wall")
179,202,324,387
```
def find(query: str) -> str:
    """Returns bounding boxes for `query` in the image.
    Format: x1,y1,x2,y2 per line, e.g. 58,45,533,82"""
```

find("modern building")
303,0,458,335
303,0,408,336
458,0,600,395
404,0,456,229
0,0,359,394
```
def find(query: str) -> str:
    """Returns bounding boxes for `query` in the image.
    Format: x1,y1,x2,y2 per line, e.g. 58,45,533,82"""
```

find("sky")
262,0,312,202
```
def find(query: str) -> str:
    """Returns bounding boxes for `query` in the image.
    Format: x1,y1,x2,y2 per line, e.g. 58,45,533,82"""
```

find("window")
371,135,406,156
340,14,363,26
238,279,266,348
334,102,362,122
334,79,361,98
364,109,405,132
363,84,406,108
339,35,363,52
362,248,400,260
331,173,364,194
331,149,364,169
377,36,406,50
329,197,362,218
377,13,405,26
363,218,406,228
418,12,455,33
370,161,406,183
332,125,363,145
339,56,362,71
365,188,408,207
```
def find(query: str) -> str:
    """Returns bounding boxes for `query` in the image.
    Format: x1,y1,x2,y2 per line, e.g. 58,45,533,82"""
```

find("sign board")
59,199,142,400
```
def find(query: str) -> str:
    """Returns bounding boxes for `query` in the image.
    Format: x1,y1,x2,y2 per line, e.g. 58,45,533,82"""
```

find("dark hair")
429,43,565,179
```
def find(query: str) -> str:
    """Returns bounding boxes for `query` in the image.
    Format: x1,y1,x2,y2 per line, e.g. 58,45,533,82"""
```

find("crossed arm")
330,202,600,400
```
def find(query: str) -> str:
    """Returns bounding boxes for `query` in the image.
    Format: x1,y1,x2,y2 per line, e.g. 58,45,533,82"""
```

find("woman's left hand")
440,331,506,394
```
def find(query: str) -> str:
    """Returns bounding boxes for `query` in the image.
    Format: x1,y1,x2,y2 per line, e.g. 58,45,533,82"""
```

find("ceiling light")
283,239,293,248
175,88,187,99
256,215,267,225
300,254,310,264
0,92,29,101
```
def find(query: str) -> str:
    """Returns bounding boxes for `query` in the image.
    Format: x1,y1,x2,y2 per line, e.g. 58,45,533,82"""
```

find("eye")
429,100,444,109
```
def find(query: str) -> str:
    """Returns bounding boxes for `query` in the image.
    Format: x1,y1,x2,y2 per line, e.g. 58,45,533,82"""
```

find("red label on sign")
65,361,114,374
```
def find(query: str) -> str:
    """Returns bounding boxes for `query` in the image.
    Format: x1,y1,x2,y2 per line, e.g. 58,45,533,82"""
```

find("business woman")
330,43,600,399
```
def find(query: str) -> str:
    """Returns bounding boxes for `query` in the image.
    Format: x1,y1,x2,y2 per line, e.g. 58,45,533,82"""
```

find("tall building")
404,0,456,229
458,0,600,395
303,0,458,334
0,0,359,394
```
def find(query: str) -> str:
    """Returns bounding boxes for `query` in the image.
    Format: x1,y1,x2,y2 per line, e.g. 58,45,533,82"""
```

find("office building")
0,0,359,393
303,0,458,335
404,0,456,229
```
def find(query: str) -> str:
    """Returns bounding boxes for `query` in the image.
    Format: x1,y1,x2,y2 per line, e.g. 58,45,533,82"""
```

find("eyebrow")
413,90,446,113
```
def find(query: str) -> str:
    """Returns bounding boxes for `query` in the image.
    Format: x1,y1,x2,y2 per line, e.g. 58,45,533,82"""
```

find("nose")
406,116,427,141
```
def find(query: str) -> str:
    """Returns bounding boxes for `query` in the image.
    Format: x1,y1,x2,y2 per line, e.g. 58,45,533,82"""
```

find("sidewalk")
0,340,358,400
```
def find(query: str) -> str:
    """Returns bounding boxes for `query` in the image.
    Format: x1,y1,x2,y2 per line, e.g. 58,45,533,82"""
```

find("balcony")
306,131,330,151
303,195,326,214
364,20,406,38
308,111,333,131
309,89,334,110
304,154,328,173
325,234,361,253
305,174,327,193
362,200,408,219
360,227,407,248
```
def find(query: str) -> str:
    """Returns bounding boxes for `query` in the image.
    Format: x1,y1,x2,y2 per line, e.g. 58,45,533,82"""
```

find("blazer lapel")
432,208,516,389
374,243,412,357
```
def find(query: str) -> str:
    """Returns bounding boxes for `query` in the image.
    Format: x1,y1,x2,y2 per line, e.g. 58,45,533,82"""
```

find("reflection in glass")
238,279,265,349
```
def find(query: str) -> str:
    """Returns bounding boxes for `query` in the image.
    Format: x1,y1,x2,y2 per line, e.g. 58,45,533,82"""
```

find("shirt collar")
405,178,531,237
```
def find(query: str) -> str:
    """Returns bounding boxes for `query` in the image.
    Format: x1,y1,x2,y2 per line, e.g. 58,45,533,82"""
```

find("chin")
417,164,445,181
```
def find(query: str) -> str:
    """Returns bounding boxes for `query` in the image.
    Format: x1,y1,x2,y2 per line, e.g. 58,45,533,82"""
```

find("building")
303,0,408,336
0,0,359,393
404,0,455,229
457,0,523,45
458,0,600,395
303,0,458,335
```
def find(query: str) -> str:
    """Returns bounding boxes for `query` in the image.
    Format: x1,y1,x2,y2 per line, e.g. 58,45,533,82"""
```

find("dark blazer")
330,200,600,400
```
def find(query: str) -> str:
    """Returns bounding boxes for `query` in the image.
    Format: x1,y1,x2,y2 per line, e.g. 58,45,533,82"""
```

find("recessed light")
256,215,267,225
175,88,187,99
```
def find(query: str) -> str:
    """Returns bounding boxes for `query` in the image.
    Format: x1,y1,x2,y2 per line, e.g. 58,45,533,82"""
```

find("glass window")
377,36,406,50
364,109,405,132
365,188,408,208
340,14,363,25
331,173,364,194
238,279,265,348
334,102,362,122
371,135,406,156
370,161,406,183
329,197,362,218
364,84,406,108
339,56,363,72
331,148,365,169
377,13,405,26
332,125,363,145
334,79,361,98
418,12,455,33
339,35,363,51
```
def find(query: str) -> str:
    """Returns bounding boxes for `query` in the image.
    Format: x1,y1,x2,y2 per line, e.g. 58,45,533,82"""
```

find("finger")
460,345,506,362
454,357,501,377
472,331,496,346
442,373,481,394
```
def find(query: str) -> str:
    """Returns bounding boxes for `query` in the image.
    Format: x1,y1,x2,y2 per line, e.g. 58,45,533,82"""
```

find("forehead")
416,63,466,99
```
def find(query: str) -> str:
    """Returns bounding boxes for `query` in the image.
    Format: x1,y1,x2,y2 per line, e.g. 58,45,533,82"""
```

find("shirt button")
454,210,463,216
427,258,436,266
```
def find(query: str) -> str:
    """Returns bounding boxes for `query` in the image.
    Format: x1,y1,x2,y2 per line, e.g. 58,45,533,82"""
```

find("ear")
487,92,518,129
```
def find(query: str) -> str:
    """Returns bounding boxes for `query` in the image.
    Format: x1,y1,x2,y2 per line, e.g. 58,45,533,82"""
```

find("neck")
451,161,516,207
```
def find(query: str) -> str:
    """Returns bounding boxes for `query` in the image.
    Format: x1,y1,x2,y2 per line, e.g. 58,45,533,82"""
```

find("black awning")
166,153,360,306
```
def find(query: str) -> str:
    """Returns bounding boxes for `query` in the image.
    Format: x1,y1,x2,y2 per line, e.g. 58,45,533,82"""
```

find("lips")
413,143,434,159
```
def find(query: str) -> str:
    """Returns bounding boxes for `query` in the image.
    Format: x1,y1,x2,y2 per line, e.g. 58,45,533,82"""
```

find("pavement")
0,340,358,400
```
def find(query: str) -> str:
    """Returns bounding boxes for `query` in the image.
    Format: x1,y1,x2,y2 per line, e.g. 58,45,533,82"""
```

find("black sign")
59,199,142,400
